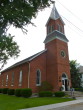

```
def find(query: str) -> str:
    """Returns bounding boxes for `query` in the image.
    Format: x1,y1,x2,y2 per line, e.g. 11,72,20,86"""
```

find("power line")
50,5,83,34
65,22,83,37
50,3,83,37
61,15,83,34
56,0,83,23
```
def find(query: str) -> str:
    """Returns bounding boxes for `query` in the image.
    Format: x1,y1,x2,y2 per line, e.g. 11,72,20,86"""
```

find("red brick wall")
45,39,71,91
29,52,46,93
0,52,47,93
0,63,29,89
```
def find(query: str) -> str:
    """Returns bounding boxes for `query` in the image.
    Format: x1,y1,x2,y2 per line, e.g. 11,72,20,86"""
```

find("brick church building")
0,4,71,92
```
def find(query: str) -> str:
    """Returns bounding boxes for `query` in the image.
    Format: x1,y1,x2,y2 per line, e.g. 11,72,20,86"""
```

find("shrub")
0,88,3,93
2,88,9,94
75,88,83,92
21,88,32,98
60,86,64,91
39,91,53,97
38,81,53,92
15,89,21,97
8,89,15,95
54,91,65,97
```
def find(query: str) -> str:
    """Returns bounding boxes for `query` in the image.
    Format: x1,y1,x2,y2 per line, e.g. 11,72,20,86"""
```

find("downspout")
28,61,30,88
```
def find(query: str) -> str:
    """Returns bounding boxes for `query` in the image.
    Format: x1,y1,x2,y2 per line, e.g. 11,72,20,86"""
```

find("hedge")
8,89,15,95
2,88,9,94
75,88,83,92
21,88,32,98
54,91,65,97
38,81,53,92
15,89,21,97
0,88,3,93
39,91,53,97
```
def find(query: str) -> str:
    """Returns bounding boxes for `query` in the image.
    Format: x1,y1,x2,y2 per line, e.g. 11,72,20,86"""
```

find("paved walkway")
21,97,83,110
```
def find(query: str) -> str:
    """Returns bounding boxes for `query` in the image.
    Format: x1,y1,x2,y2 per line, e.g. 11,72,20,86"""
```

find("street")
49,103,83,110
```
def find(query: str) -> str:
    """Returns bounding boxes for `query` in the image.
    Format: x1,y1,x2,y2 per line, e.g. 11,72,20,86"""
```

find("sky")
2,0,83,70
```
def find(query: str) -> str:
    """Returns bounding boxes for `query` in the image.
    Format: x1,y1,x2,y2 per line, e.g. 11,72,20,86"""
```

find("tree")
0,0,53,70
0,34,20,70
70,60,82,88
0,0,53,34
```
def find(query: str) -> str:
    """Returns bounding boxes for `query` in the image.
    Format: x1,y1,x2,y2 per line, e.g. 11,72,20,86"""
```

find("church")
0,4,71,93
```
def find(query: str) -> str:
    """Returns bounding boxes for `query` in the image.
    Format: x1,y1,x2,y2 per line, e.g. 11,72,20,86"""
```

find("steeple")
44,3,68,44
46,2,65,26
50,2,60,20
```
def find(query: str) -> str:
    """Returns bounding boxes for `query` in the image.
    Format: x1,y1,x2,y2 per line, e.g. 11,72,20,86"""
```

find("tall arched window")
19,70,22,86
62,73,68,79
6,75,8,86
2,79,4,86
36,69,41,86
11,72,14,86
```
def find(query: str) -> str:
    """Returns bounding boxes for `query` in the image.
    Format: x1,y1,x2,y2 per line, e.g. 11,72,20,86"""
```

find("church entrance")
62,73,69,91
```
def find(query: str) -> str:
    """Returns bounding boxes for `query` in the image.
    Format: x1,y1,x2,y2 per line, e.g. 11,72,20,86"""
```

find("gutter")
27,62,30,88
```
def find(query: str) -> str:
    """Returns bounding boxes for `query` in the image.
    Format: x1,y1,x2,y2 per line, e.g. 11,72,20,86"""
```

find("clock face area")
61,50,66,58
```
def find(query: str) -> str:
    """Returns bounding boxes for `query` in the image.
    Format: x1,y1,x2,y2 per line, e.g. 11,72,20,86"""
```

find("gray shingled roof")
44,30,69,44
1,49,47,73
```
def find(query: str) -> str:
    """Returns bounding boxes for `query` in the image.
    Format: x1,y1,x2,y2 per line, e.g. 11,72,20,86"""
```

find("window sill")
18,84,22,86
36,84,41,86
11,85,14,86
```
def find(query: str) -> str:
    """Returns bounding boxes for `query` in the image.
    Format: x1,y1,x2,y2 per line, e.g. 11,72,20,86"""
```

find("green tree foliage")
70,60,82,88
0,0,53,34
0,0,53,69
0,34,20,70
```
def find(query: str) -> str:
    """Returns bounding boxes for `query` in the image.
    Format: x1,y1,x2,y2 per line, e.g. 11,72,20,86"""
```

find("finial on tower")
53,1,55,7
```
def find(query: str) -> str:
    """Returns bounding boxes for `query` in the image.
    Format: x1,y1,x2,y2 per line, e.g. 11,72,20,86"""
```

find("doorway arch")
62,73,69,91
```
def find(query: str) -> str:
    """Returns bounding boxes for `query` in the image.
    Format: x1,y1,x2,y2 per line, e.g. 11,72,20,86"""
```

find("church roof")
1,49,47,73
46,3,65,26
44,30,69,44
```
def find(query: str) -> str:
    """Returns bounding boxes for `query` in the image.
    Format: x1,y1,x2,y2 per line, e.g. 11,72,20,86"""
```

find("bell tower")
44,3,71,91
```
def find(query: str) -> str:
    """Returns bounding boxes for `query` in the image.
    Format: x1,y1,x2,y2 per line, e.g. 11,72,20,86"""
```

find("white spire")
50,2,60,20
46,2,65,26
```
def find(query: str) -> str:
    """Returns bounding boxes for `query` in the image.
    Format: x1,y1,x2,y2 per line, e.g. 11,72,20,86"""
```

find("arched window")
11,72,14,86
6,75,8,86
2,79,4,86
62,73,68,79
19,70,22,86
51,25,55,32
48,26,51,34
36,69,41,86
57,24,63,33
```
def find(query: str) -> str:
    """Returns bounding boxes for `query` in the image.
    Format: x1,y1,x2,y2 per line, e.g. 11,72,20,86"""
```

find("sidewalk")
21,97,83,110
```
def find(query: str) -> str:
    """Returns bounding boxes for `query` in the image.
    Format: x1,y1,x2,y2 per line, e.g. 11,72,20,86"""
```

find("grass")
0,94,73,110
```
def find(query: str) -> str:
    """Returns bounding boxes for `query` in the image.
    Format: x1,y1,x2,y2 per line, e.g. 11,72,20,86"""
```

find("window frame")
11,72,14,86
61,50,66,58
2,79,4,86
36,69,41,86
6,74,8,86
19,70,23,86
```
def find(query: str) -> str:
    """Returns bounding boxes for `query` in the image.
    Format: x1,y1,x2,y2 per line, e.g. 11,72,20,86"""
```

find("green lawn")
0,94,73,110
